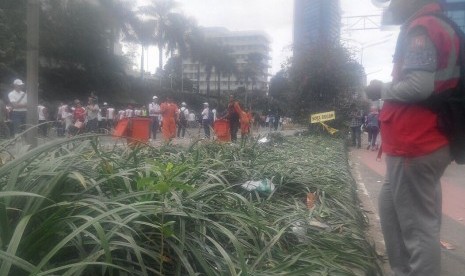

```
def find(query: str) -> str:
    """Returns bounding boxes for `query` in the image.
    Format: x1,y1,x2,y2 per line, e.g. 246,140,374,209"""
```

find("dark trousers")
38,120,48,137
56,121,65,137
151,117,159,139
11,111,26,135
177,121,187,138
350,126,361,148
230,119,240,142
367,126,379,148
86,119,98,133
202,119,210,138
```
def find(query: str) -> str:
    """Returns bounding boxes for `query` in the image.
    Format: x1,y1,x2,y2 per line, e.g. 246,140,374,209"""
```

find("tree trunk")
197,62,200,93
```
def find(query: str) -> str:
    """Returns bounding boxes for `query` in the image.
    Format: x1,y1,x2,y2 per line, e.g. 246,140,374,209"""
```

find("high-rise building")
293,0,341,55
182,27,271,95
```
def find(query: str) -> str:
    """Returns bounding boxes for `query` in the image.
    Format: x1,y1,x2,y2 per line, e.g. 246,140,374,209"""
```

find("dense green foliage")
0,134,380,275
269,44,367,125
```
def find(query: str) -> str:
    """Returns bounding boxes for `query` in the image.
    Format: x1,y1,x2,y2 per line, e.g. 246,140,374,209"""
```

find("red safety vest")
380,3,460,157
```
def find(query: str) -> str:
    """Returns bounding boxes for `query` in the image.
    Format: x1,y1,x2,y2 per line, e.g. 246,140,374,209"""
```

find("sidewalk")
349,146,392,275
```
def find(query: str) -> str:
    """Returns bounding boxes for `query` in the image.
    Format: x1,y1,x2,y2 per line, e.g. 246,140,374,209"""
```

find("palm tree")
96,0,140,55
139,0,184,72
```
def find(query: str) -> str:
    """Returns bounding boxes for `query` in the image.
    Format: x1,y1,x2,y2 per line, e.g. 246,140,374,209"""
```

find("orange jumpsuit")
240,111,252,135
160,102,178,141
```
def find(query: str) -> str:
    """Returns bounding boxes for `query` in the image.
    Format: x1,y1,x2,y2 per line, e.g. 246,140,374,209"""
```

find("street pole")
26,0,39,148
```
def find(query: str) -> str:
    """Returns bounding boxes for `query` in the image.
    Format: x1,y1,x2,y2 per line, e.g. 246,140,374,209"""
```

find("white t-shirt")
87,104,99,120
8,90,27,112
148,102,160,119
38,105,47,121
201,108,209,120
107,108,115,120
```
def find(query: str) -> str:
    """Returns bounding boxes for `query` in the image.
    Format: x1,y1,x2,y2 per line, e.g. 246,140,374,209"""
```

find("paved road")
350,141,465,276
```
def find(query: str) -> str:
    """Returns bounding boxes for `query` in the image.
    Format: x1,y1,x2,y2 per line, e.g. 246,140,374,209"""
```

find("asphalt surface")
349,135,465,276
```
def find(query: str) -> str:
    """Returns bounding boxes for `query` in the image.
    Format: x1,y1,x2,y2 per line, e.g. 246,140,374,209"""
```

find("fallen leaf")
440,240,455,250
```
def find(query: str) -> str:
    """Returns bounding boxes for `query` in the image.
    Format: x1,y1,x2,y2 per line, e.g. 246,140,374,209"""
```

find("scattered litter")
309,219,330,229
376,180,381,183
440,240,455,250
241,179,275,194
258,136,270,143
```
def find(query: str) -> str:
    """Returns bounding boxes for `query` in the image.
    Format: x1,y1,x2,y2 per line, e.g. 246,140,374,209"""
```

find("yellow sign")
310,111,335,123
320,122,338,135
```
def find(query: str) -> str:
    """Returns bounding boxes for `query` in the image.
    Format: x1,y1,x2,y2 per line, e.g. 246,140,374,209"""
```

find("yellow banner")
310,111,335,123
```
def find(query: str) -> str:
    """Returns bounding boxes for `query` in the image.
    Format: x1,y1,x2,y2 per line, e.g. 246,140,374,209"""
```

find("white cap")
181,102,186,106
152,96,158,99
203,102,209,106
13,79,24,86
103,102,108,106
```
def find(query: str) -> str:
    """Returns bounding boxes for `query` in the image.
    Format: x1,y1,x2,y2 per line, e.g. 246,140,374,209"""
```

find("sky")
139,0,400,83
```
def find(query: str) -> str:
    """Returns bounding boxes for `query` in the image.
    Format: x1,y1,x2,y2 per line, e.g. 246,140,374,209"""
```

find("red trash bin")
214,119,231,142
127,117,151,145
113,118,151,145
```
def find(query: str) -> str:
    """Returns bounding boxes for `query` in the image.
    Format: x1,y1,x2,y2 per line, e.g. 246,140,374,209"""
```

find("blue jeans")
11,111,26,135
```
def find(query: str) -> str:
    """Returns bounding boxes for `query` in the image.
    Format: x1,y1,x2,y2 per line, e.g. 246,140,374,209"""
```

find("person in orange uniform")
160,97,178,141
239,108,253,143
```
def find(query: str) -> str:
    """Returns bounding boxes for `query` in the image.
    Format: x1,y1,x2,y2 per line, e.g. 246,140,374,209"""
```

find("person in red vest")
366,1,458,275
160,96,178,142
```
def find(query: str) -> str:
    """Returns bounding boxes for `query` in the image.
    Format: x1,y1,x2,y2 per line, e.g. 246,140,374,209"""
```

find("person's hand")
365,80,383,100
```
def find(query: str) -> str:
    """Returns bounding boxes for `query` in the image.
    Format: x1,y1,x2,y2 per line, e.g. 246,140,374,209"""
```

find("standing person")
177,102,188,139
201,103,211,139
160,97,178,142
8,79,27,136
366,1,457,275
106,104,115,130
225,95,241,142
62,106,73,137
239,108,252,144
37,101,48,137
56,101,67,137
365,107,379,151
99,102,108,132
72,100,86,135
148,96,160,140
86,97,99,133
349,108,363,149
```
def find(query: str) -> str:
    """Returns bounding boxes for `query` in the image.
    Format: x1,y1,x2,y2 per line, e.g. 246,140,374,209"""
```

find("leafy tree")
0,0,27,87
287,43,365,125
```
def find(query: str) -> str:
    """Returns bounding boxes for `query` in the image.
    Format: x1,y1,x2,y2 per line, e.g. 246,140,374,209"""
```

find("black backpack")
421,13,465,164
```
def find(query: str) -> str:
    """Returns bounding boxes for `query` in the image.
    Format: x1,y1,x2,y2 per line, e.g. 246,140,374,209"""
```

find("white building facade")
182,28,271,95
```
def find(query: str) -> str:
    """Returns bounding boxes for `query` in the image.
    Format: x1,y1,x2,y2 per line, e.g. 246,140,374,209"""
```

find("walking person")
177,102,188,139
365,107,379,151
349,107,363,149
8,79,27,136
366,1,458,275
148,96,160,140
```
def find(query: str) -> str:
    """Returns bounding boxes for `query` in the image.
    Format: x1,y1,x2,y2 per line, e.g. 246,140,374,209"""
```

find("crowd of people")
1,78,290,142
349,105,380,151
